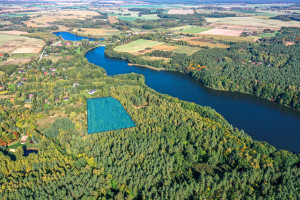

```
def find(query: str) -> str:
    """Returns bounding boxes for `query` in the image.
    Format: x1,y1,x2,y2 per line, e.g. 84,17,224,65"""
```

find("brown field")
138,44,178,55
27,10,100,26
168,9,194,15
0,31,28,35
199,28,243,37
181,37,230,48
0,37,44,54
73,27,119,36
0,33,44,65
198,34,257,42
108,15,119,24
142,56,170,62
1,58,33,66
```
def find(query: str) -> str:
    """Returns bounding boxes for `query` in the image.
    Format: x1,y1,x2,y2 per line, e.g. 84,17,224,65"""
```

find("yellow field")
0,33,45,65
26,10,100,26
73,27,120,36
206,17,300,29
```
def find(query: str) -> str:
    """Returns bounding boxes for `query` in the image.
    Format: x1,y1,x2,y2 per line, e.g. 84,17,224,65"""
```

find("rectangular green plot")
87,97,135,134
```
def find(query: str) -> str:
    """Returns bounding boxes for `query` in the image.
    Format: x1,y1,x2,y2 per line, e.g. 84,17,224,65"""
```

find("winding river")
54,32,300,153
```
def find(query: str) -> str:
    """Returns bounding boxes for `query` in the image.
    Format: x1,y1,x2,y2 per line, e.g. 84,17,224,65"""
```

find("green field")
172,45,199,55
0,33,24,45
180,27,212,34
114,39,164,53
258,31,279,38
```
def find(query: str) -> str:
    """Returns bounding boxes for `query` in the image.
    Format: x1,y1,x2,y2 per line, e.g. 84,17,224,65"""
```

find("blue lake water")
55,32,300,153
53,32,97,41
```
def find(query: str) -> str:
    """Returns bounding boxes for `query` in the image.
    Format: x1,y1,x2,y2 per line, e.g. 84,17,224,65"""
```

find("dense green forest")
0,41,299,199
105,27,300,110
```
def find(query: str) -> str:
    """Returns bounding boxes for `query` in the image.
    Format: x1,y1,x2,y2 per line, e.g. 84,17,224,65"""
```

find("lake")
54,32,300,153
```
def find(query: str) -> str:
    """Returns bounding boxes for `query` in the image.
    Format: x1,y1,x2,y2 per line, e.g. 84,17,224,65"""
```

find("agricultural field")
180,27,212,34
206,17,300,29
197,34,257,42
0,33,45,65
171,45,199,55
25,10,101,27
114,39,164,54
73,27,120,36
168,9,194,15
199,28,243,37
180,37,230,48
109,13,159,22
23,32,58,42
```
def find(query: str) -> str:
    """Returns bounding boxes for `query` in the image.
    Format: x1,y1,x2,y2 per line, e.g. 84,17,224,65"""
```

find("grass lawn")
180,27,212,34
114,39,164,53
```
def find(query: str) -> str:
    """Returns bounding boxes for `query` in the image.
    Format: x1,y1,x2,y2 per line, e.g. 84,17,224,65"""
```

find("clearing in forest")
87,97,135,134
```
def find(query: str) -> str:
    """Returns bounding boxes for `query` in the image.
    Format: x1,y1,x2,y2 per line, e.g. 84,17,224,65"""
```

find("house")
44,71,48,75
73,83,80,87
63,97,69,101
0,54,3,57
18,69,24,74
17,82,24,87
29,94,34,98
51,68,57,72
20,135,28,144
22,78,28,81
0,85,5,91
88,89,97,94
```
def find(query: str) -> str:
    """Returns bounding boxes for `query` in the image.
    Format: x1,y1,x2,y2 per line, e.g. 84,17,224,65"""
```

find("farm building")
88,89,97,94
20,135,28,144
0,85,6,91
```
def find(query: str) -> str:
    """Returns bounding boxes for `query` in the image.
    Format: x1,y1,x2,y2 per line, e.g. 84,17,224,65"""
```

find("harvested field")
181,37,230,48
168,9,194,15
0,33,44,65
28,10,100,26
149,44,178,52
206,17,300,29
12,47,42,54
74,27,120,36
0,31,27,35
142,56,170,62
108,15,119,24
114,39,164,54
199,28,243,37
198,34,257,42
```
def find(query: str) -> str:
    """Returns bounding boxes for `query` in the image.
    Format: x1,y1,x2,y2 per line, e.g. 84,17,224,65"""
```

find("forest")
105,27,300,110
0,38,299,199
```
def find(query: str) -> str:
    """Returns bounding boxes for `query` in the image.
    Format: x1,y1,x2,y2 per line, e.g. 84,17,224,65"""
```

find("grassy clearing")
171,45,199,55
180,27,212,34
114,39,164,53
